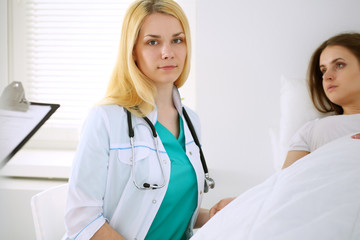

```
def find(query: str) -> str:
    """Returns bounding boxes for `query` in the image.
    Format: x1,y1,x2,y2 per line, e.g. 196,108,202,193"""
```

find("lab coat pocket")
117,142,150,165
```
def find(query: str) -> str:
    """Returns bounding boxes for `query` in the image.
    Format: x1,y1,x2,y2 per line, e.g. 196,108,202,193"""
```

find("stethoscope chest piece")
204,173,215,193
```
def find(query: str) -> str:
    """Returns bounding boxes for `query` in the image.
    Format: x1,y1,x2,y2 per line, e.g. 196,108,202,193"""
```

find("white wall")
196,0,360,207
0,0,8,92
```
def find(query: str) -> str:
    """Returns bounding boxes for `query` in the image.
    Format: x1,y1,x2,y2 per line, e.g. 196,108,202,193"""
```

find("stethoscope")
126,107,215,193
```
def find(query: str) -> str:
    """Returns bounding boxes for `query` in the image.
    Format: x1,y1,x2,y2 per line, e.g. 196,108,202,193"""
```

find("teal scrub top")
145,116,198,240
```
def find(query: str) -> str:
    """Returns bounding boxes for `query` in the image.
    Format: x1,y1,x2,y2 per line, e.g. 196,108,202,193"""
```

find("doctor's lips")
158,65,177,70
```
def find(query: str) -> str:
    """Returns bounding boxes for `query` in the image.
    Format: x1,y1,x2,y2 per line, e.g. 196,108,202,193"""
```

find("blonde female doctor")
64,0,213,239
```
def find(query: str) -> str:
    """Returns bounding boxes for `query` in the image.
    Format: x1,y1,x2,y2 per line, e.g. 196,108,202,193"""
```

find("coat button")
152,200,157,204
200,190,202,194
189,151,192,155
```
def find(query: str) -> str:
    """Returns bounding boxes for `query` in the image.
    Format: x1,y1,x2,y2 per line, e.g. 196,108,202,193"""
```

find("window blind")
25,0,132,129
16,0,195,149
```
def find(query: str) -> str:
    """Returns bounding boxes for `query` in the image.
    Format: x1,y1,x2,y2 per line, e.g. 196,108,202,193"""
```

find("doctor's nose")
161,44,174,60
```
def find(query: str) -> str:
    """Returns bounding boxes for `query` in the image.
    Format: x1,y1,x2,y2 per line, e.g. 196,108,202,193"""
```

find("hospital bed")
191,76,360,240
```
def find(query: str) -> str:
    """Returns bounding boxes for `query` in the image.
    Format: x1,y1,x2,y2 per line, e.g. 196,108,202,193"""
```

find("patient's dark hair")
308,32,360,115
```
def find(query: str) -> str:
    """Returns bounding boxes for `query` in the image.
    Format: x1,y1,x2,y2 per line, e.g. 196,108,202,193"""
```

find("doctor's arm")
65,107,116,239
91,223,126,240
282,150,310,169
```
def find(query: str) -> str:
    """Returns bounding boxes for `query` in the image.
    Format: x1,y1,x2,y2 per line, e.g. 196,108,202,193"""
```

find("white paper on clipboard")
0,103,59,168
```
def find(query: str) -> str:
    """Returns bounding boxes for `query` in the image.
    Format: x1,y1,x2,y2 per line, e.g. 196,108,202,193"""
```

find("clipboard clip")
0,81,30,112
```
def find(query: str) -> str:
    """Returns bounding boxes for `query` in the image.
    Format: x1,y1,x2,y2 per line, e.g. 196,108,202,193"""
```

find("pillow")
271,75,329,169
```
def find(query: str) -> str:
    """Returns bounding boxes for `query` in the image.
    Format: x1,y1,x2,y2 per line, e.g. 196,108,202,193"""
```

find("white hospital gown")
288,113,360,152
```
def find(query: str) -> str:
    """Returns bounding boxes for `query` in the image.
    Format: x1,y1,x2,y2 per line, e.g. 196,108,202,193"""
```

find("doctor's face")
133,13,187,88
320,45,360,113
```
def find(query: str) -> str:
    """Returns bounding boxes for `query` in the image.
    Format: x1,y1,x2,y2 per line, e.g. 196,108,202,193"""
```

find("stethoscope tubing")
182,107,209,174
126,107,214,191
127,109,166,190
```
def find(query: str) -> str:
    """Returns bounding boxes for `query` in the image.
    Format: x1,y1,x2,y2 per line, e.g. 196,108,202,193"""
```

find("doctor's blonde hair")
101,0,191,116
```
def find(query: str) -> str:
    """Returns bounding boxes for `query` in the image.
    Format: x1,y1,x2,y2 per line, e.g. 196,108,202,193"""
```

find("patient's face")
320,45,360,113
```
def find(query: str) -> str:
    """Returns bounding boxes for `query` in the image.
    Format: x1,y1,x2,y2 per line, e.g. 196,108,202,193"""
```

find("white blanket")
192,134,360,240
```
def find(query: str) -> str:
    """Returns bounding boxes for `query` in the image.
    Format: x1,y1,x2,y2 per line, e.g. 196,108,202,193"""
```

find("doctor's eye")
148,40,158,46
172,38,183,44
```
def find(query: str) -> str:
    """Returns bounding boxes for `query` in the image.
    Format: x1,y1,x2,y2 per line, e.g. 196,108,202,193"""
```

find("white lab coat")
65,87,205,240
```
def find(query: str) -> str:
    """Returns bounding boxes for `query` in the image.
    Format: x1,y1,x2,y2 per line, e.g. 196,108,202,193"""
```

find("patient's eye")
336,62,345,70
320,67,326,74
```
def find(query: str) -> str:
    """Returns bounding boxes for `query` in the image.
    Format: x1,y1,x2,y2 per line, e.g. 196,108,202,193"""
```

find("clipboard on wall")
0,82,60,168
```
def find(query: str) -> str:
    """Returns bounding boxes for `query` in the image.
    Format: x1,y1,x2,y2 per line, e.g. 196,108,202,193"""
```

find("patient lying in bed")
192,32,360,240
282,32,360,169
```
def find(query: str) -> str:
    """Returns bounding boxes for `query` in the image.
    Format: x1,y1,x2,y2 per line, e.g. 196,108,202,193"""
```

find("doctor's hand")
351,133,360,139
209,197,236,218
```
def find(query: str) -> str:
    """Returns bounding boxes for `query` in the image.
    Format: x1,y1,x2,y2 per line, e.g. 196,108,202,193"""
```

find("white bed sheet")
192,134,360,240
